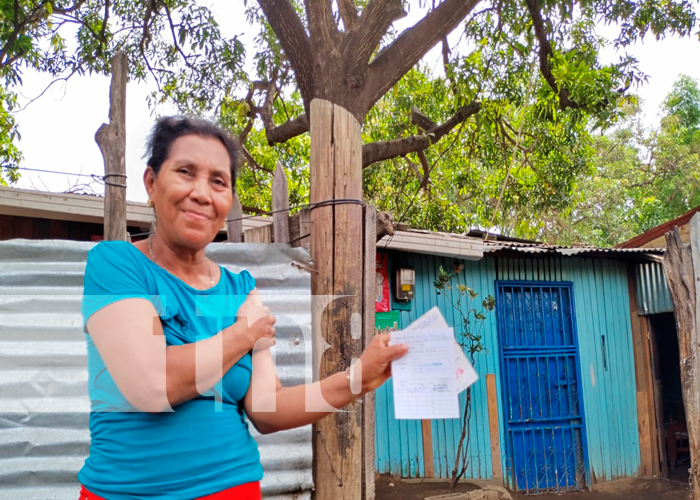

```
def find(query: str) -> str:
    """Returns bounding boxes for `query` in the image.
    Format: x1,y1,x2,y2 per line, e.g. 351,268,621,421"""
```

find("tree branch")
498,121,534,153
411,107,437,131
441,36,459,96
239,117,255,143
304,0,338,51
360,0,480,113
349,0,406,71
337,0,358,30
139,0,157,54
241,74,310,145
52,0,87,15
257,0,315,106
405,157,422,180
98,0,110,50
502,119,537,140
265,114,309,145
524,0,579,110
417,149,430,190
256,78,278,133
164,3,197,71
242,204,268,215
241,145,275,174
16,62,88,112
362,101,481,168
0,0,25,66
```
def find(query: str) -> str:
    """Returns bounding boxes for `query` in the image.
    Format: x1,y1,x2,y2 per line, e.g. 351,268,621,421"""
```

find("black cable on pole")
224,198,364,223
130,199,365,240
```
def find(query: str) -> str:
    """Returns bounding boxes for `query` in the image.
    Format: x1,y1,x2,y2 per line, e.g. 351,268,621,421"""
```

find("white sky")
10,3,700,203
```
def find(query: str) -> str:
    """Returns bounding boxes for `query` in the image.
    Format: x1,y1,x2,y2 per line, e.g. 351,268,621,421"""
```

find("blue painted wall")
374,252,641,484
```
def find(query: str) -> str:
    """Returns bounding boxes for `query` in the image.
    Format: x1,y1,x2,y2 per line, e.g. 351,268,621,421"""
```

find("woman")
79,116,407,500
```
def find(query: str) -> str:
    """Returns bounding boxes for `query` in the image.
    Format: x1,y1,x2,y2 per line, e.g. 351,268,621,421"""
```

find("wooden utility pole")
252,1,484,496
362,205,377,500
96,51,128,241
272,162,290,244
663,213,700,498
310,99,364,500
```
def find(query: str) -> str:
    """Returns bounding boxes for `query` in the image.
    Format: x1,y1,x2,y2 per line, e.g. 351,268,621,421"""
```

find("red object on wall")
375,253,390,312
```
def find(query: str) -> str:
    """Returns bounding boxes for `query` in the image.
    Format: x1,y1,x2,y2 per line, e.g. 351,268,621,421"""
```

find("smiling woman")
78,116,409,500
142,118,238,288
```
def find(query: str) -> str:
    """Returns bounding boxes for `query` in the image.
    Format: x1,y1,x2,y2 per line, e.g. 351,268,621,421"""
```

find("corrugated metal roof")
483,240,665,257
379,229,483,260
617,205,700,248
636,261,674,316
379,229,663,261
0,239,313,500
0,185,272,233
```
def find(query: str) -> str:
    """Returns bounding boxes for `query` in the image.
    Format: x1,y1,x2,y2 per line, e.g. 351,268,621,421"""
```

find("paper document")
389,328,460,419
403,307,479,394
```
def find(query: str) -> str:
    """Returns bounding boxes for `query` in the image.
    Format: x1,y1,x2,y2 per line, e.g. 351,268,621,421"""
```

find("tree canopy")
0,0,698,241
539,75,700,247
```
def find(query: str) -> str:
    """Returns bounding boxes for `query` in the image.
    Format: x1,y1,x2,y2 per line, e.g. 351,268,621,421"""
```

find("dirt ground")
376,476,481,499
375,475,690,500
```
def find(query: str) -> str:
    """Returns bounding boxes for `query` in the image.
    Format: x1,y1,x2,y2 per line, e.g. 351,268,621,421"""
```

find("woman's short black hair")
145,116,241,190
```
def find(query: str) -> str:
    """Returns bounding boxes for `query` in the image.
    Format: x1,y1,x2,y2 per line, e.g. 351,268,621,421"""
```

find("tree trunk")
310,99,364,500
96,51,128,241
663,216,700,498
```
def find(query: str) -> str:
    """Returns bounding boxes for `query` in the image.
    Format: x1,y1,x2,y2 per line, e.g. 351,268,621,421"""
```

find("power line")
128,199,365,240
0,165,102,178
1,165,364,223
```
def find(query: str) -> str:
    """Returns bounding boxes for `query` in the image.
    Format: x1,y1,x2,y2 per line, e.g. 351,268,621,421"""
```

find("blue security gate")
497,282,589,494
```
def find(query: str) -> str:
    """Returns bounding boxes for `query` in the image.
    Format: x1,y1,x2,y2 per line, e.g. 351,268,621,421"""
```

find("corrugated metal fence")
0,239,313,500
635,261,674,316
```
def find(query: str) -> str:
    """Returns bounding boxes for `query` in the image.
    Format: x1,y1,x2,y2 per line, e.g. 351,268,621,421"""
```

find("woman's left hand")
356,333,408,394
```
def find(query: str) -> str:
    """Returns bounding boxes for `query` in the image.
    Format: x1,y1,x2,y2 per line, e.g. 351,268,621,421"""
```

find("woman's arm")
86,289,275,412
243,333,407,434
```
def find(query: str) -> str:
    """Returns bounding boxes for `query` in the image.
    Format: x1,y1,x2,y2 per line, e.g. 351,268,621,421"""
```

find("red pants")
79,482,261,500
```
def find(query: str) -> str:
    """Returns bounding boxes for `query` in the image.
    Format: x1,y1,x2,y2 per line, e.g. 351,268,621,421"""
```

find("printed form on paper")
388,328,460,420
402,306,479,394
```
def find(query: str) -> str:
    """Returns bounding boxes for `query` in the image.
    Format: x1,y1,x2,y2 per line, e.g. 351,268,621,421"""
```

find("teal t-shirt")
80,241,263,499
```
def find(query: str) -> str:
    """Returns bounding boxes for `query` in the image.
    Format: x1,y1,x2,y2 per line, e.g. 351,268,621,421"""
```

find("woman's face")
144,134,233,249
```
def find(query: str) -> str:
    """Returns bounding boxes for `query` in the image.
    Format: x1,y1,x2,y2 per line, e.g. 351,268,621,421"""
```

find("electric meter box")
395,267,415,301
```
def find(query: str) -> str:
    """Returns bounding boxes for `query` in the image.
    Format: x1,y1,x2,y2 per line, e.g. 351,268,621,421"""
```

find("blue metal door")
497,282,588,494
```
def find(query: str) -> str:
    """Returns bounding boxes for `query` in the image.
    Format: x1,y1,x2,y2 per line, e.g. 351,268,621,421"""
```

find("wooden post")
376,211,395,242
421,420,435,478
663,214,700,498
273,162,290,244
626,264,659,476
243,224,273,243
646,318,669,478
641,316,663,476
96,51,128,241
226,193,243,242
290,207,311,248
310,99,364,500
362,205,376,500
486,374,502,480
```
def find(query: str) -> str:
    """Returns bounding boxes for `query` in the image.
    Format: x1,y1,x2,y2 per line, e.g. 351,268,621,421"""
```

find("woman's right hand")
356,332,408,394
232,288,276,351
